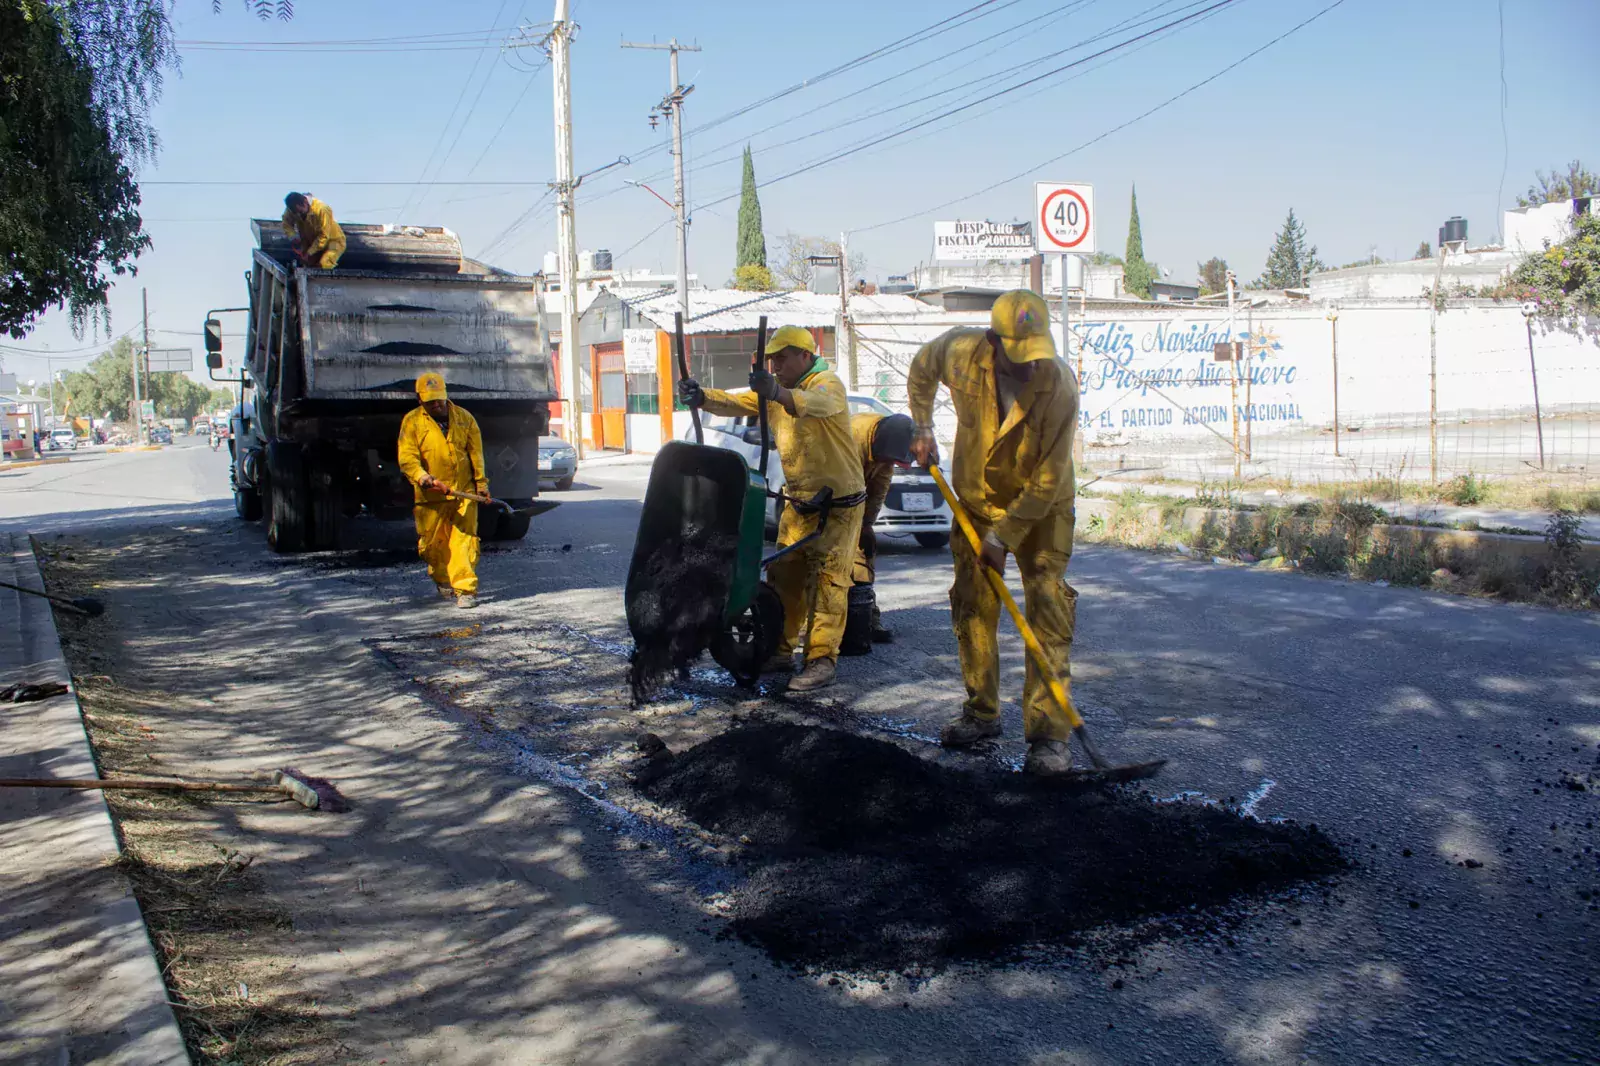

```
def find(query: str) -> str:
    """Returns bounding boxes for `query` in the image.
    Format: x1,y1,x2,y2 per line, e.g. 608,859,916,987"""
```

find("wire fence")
847,302,1600,506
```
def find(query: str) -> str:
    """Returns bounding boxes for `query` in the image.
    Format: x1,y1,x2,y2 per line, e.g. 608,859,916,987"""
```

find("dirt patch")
39,535,349,1065
637,722,1348,971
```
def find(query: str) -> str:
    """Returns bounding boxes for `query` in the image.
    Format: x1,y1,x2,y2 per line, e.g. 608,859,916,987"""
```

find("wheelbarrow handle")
676,311,701,445
754,315,770,480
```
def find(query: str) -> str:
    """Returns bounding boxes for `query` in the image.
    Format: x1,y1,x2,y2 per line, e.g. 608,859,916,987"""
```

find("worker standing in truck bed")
281,191,346,269
398,373,487,609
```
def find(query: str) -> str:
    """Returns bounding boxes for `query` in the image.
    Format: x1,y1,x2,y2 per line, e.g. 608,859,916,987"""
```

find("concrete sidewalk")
0,533,187,1065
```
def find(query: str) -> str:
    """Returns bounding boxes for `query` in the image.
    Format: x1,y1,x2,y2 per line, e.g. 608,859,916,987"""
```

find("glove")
677,377,705,408
749,368,778,400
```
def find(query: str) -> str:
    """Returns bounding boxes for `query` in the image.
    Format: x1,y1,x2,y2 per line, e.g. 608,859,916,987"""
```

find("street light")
1521,301,1546,470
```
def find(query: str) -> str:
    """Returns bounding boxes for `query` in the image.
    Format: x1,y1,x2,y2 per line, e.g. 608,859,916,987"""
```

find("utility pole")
135,287,147,443
549,0,583,458
1326,303,1341,457
622,37,699,322
1427,244,1448,483
839,230,854,388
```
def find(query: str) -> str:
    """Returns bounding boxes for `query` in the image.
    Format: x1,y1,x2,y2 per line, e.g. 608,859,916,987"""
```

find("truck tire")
265,441,309,554
234,484,262,521
307,458,345,551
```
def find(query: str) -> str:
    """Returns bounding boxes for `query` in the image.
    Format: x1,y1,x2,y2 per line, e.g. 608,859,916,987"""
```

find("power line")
139,179,546,186
394,0,515,223
463,60,547,180
695,0,1243,212
853,0,1349,234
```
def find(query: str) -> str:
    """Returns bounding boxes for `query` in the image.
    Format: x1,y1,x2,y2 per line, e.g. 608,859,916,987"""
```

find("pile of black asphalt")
636,722,1348,971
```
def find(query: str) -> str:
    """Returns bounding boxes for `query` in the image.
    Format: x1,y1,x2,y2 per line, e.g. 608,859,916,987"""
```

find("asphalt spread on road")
637,722,1349,971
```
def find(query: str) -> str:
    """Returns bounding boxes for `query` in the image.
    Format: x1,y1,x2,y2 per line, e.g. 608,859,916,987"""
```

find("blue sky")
5,0,1597,375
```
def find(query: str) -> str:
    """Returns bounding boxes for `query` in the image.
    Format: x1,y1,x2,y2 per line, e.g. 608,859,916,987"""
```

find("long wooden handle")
754,315,770,479
928,465,1085,732
0,777,279,794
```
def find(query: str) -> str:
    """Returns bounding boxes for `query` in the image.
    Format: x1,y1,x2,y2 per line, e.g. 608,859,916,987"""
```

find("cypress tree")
1123,185,1152,299
736,146,767,270
1255,209,1323,288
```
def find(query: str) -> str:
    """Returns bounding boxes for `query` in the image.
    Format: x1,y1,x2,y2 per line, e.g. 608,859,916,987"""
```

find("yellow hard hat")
416,372,448,402
989,289,1057,363
764,324,818,357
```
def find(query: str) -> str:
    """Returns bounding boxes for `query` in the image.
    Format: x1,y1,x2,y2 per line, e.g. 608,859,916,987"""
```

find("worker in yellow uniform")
678,325,865,692
281,192,347,269
848,411,915,646
906,289,1081,776
397,372,488,609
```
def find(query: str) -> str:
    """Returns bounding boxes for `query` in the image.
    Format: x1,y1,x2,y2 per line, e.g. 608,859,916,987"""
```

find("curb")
0,457,73,470
104,445,165,454
0,534,188,1065
1075,497,1600,568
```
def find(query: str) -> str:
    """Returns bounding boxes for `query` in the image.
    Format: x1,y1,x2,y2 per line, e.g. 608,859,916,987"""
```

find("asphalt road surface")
5,442,1597,1064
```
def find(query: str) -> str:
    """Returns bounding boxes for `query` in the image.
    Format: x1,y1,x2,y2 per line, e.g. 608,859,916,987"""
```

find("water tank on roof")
578,250,595,274
593,249,613,271
1440,216,1468,246
543,251,559,276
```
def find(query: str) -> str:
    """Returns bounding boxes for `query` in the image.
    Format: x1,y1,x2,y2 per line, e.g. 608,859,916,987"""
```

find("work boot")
436,585,455,601
787,658,836,692
870,622,894,644
1023,739,1074,777
940,713,1002,748
456,593,479,610
760,652,795,675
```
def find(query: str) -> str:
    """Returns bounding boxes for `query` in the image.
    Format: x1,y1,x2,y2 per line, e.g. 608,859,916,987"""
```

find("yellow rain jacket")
280,196,347,269
397,402,488,594
907,327,1081,742
850,412,894,584
700,363,865,663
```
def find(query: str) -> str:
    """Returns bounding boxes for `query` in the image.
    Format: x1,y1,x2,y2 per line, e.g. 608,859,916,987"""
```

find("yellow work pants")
770,501,864,664
414,499,480,594
949,507,1078,743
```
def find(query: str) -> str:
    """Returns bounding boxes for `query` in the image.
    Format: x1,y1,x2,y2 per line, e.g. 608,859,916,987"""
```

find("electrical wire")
394,0,515,223
694,0,1243,212
462,60,547,180
851,0,1349,234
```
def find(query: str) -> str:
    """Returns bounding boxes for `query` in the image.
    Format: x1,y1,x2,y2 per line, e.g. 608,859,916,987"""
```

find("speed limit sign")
1035,182,1095,254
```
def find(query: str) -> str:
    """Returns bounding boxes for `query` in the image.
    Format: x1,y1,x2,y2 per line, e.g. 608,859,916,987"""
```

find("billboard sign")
933,220,1033,262
147,347,193,372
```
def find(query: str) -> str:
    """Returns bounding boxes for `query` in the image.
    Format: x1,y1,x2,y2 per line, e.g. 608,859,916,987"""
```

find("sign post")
1035,183,1095,375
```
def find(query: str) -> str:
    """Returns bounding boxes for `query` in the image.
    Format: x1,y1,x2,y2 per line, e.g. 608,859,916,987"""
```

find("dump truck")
206,221,557,553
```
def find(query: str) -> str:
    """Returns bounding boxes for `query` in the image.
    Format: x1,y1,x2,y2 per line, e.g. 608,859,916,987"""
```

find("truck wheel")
308,459,345,551
234,484,262,521
711,582,784,685
265,441,309,554
914,532,950,549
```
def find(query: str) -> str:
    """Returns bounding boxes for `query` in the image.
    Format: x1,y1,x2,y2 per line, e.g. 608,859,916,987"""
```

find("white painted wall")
851,302,1600,449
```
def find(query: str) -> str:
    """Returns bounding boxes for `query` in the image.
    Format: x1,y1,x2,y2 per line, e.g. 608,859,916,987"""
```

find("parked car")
149,425,173,445
683,393,953,548
538,436,578,490
192,417,212,437
48,426,78,451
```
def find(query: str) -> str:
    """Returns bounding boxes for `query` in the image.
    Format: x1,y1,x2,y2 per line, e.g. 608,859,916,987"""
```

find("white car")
684,393,954,548
48,426,78,451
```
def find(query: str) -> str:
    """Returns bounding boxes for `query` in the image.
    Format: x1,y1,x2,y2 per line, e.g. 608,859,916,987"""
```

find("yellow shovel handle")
928,465,1085,732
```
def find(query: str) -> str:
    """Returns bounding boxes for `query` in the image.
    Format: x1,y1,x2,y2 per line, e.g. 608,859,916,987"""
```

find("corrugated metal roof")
623,288,932,334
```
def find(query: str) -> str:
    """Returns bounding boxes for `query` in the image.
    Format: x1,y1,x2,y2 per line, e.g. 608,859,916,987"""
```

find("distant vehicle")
683,393,953,548
537,437,578,490
149,425,173,445
193,417,212,437
48,426,78,451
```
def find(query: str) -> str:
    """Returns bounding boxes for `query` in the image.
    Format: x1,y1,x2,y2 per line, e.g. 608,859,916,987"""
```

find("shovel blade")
1047,759,1167,790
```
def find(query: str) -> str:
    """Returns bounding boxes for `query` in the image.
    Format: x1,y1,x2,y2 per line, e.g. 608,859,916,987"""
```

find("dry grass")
40,539,348,1066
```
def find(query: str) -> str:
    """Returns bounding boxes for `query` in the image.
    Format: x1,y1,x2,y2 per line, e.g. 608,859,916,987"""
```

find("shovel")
440,488,559,518
928,465,1165,786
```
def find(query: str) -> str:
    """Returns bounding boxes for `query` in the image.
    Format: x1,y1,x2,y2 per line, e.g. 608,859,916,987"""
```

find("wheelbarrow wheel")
711,582,784,685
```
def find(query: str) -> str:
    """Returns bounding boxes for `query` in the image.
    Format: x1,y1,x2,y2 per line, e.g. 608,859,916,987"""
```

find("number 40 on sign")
1034,182,1095,255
